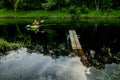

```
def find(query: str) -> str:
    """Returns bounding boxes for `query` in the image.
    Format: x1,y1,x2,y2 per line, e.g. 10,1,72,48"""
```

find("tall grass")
0,38,24,53
0,9,119,18
0,9,70,18
84,10,120,18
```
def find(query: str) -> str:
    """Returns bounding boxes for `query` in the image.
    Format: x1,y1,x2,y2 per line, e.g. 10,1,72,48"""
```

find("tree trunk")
95,0,99,10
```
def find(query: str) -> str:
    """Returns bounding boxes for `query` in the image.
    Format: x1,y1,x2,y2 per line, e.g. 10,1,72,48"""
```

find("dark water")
0,19,120,80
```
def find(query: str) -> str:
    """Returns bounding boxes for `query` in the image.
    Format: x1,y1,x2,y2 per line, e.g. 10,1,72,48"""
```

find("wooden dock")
69,30,90,67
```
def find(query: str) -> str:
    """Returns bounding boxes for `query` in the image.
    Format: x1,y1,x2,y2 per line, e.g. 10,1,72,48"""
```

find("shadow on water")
0,19,120,80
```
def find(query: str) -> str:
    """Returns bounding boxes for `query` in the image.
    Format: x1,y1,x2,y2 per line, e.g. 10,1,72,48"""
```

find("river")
0,18,120,80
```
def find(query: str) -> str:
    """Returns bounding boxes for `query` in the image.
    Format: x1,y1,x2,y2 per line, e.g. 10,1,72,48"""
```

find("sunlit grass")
0,9,119,19
0,38,25,53
0,9,70,18
81,10,120,19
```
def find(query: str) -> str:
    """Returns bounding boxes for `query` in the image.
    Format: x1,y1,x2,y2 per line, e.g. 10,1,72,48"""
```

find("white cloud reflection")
0,48,88,80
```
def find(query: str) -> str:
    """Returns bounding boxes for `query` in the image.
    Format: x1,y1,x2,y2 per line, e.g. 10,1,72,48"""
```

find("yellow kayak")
30,25,39,30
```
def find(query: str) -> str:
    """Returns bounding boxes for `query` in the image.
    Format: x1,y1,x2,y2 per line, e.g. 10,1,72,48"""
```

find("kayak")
30,25,39,30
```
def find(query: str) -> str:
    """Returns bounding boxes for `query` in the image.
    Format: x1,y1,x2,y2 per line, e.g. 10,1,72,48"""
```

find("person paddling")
33,20,39,26
32,20,39,33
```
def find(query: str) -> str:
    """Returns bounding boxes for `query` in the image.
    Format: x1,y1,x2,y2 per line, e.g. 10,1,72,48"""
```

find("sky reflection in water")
0,48,88,80
0,48,120,80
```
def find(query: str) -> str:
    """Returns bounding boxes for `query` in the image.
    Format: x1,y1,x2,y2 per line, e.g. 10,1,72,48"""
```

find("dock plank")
72,30,82,49
69,30,77,49
69,30,90,67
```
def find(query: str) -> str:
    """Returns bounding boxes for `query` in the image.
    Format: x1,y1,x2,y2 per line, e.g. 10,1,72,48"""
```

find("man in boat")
33,20,39,25
26,20,45,33
31,20,39,33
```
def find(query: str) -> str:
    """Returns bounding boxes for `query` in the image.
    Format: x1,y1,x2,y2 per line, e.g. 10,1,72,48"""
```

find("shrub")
80,5,89,14
69,6,76,15
0,38,24,52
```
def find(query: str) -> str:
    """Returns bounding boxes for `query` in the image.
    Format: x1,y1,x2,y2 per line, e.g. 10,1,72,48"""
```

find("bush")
0,0,4,9
0,38,24,52
42,0,56,10
69,6,76,14
80,5,89,14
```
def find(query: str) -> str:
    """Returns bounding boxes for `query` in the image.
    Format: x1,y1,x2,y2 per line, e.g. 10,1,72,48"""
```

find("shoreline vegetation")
0,39,25,54
0,9,120,19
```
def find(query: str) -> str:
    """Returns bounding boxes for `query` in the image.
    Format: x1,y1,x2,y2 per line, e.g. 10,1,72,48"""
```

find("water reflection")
75,24,120,69
0,19,120,78
90,63,120,80
0,48,120,80
0,48,88,80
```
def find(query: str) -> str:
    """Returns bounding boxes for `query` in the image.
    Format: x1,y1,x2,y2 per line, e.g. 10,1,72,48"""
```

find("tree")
14,0,20,11
0,0,4,9
94,0,100,10
2,0,15,10
0,0,119,11
112,0,120,9
42,0,56,10
56,0,65,10
101,0,112,11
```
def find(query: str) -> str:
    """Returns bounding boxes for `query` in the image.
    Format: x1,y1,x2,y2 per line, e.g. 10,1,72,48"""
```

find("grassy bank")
0,9,120,19
0,9,70,18
0,38,25,53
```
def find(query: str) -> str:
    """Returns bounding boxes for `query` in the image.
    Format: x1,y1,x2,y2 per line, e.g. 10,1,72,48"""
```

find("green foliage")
0,0,4,9
14,0,42,10
65,0,70,5
69,6,76,14
101,0,113,11
69,0,81,7
0,9,120,19
0,0,120,11
2,0,15,10
42,0,56,10
80,5,89,14
112,0,120,9
0,38,24,52
14,0,20,11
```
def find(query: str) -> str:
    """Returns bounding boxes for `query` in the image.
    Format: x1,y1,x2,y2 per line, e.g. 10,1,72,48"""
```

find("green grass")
0,9,70,18
0,9,120,19
0,38,25,53
80,10,120,18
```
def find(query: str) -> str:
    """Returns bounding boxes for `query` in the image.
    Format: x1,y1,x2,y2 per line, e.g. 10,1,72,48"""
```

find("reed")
0,38,24,53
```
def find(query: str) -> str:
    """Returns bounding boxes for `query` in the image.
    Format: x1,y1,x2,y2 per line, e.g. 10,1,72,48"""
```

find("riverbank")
0,9,120,19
